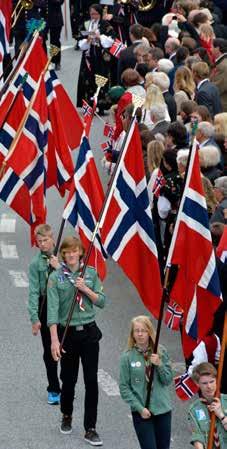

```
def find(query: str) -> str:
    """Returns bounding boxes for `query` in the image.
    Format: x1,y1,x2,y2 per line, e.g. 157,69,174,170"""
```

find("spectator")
152,72,177,122
210,38,227,112
199,145,222,184
164,36,180,64
168,46,190,94
121,68,146,98
149,104,170,139
173,66,196,114
146,47,164,73
147,140,165,205
210,176,227,223
117,24,144,83
157,58,174,74
134,44,150,65
165,121,189,151
192,61,222,117
196,122,218,147
143,83,170,129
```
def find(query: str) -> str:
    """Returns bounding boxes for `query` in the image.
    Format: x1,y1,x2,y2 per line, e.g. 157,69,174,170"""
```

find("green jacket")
28,252,49,324
188,395,227,448
119,345,173,415
47,265,105,327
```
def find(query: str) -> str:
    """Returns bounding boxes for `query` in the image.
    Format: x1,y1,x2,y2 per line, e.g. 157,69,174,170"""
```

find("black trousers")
49,26,62,65
59,323,101,431
39,300,61,393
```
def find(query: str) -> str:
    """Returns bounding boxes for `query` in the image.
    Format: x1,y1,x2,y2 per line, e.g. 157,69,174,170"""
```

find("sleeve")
188,409,206,447
91,271,106,309
156,348,173,386
79,39,90,51
188,341,208,377
28,260,41,324
119,353,144,414
47,274,60,326
157,196,171,219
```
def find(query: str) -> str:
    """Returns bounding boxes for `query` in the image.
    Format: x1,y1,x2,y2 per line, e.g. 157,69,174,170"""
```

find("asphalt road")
0,26,192,449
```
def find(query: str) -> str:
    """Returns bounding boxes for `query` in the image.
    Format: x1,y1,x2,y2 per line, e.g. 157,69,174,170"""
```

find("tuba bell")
120,0,157,11
11,0,34,28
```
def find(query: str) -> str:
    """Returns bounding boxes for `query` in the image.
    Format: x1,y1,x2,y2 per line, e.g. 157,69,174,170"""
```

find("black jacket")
195,80,222,117
117,41,142,84
163,91,177,123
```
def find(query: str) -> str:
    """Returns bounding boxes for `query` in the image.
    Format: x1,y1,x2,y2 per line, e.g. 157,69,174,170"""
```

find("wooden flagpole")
207,311,227,449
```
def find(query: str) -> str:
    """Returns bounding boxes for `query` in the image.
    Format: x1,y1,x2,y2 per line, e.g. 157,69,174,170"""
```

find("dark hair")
89,3,103,15
175,46,189,64
213,38,227,54
162,149,178,172
129,24,144,40
150,23,162,41
136,63,149,78
167,121,188,148
191,47,211,66
181,37,198,53
191,12,208,28
121,68,140,87
180,100,197,116
148,47,164,61
194,104,212,122
210,221,225,247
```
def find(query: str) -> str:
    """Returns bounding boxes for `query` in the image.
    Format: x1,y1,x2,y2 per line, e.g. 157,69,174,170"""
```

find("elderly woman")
77,4,115,114
119,315,173,449
210,176,227,223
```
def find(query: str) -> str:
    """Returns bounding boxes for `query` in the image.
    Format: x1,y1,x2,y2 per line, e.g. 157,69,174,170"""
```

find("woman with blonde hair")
143,79,170,128
174,66,196,114
214,113,227,137
119,315,173,449
147,140,165,206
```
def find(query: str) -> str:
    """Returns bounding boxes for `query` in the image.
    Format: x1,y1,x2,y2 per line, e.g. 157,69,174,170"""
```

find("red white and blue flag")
164,299,183,331
103,122,114,139
81,99,93,137
3,76,48,238
174,372,199,401
0,0,12,73
166,141,222,357
100,119,162,318
152,168,166,198
109,39,127,59
63,136,107,280
216,225,227,263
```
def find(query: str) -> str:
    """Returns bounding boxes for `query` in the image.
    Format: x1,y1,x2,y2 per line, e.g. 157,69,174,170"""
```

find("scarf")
61,261,85,312
135,346,152,382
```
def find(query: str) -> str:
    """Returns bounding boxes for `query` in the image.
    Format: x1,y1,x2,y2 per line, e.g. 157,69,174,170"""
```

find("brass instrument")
120,0,157,12
11,0,34,28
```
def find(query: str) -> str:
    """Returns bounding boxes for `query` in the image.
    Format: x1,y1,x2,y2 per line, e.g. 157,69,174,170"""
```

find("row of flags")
0,15,225,403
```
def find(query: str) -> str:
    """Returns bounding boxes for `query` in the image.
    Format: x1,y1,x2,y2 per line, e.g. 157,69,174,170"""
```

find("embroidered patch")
131,362,136,367
195,409,206,421
58,274,65,284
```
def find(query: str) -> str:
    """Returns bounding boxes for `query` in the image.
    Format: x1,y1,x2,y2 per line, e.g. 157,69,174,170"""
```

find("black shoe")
60,415,72,434
55,63,61,71
84,428,103,446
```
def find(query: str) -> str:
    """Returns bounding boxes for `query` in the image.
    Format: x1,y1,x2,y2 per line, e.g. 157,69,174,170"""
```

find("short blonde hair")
192,61,210,79
214,113,227,137
192,362,217,383
127,315,156,350
59,236,85,261
35,224,53,238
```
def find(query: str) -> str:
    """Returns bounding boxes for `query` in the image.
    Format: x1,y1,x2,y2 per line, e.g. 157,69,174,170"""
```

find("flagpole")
145,267,170,407
59,95,144,351
207,312,227,449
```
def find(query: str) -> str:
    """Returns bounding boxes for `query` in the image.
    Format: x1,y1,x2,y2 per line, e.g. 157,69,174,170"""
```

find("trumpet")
11,0,34,28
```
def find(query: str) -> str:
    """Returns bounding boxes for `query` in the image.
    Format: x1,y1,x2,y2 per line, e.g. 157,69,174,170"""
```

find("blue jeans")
132,411,171,449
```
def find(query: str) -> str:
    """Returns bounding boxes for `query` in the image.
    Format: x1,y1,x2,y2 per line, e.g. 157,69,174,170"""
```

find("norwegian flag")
109,39,127,59
49,70,84,150
152,168,167,198
63,136,107,280
166,141,222,358
3,76,48,238
100,119,162,318
101,140,113,153
0,0,12,74
216,225,227,264
174,372,199,401
103,122,114,139
81,99,93,137
164,299,183,331
0,167,31,224
44,70,74,196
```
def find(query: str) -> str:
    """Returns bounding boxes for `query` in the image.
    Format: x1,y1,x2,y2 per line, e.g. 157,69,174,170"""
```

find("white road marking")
98,369,120,396
0,242,18,259
0,214,16,233
9,271,29,287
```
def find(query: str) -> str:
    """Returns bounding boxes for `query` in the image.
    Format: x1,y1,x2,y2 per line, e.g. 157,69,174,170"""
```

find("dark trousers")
49,26,62,65
39,300,60,393
59,325,100,431
132,411,172,449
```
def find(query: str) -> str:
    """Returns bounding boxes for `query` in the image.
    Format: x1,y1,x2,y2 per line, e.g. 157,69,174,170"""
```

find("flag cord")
145,267,170,408
59,111,140,352
206,312,227,449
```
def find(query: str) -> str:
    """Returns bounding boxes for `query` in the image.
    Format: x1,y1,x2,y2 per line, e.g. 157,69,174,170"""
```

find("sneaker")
60,415,72,434
48,392,60,405
84,429,103,446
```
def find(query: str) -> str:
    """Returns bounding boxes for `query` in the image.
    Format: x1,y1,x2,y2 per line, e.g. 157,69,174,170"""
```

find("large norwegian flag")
166,141,222,357
0,0,12,72
63,136,107,280
0,33,47,127
3,76,48,236
44,70,74,196
100,119,162,318
216,225,227,263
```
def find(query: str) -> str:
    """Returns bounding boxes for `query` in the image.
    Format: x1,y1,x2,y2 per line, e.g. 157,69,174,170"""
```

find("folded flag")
109,39,127,58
